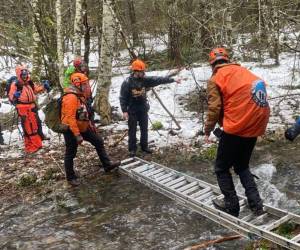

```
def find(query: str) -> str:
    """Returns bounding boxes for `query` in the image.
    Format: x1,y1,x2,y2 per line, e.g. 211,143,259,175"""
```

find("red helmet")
209,48,229,65
131,59,146,71
73,57,83,68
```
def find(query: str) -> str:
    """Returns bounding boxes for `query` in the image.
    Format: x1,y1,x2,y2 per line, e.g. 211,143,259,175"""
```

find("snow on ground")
1,49,300,153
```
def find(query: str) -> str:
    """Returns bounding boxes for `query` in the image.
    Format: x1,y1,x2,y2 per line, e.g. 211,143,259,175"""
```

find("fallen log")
184,234,242,250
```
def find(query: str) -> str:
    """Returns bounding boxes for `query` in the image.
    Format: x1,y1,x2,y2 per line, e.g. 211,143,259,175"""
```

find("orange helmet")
70,73,88,87
131,59,146,71
209,48,229,65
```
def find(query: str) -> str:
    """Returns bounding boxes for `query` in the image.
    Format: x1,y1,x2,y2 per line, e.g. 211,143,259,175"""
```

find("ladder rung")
151,171,167,179
242,213,254,222
122,160,141,169
263,214,292,231
156,172,173,182
144,168,164,177
139,165,156,174
204,199,213,206
121,158,135,165
239,199,246,206
177,181,198,193
291,233,300,243
249,213,268,225
190,187,211,198
169,180,187,190
132,164,150,173
240,205,247,212
158,175,176,184
181,185,200,195
196,191,213,201
164,176,186,187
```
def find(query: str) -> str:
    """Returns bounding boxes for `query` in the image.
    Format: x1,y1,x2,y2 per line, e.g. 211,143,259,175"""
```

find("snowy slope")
1,51,300,151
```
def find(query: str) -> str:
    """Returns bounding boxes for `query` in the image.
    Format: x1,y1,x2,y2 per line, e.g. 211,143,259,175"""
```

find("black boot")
129,151,136,157
215,172,240,217
103,160,120,172
0,134,4,145
141,148,153,154
238,169,263,214
68,178,80,186
212,198,239,217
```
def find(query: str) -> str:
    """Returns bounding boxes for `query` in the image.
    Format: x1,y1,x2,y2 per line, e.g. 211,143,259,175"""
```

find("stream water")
0,157,299,249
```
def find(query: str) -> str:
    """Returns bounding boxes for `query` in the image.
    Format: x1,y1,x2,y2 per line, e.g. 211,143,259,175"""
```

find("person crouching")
61,73,120,186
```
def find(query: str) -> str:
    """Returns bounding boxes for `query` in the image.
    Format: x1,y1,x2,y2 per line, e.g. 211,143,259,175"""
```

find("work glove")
41,80,51,93
75,135,83,145
14,91,21,98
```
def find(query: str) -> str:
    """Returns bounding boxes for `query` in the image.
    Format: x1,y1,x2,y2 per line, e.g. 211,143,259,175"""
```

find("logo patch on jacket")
251,80,268,107
131,87,146,98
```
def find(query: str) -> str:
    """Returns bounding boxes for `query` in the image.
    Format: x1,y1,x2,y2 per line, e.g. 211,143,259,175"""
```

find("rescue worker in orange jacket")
72,57,94,121
205,48,270,217
61,73,120,186
8,65,49,153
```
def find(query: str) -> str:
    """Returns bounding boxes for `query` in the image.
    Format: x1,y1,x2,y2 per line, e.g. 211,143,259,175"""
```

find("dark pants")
0,124,4,144
128,109,148,152
32,107,45,139
215,132,262,214
63,129,111,181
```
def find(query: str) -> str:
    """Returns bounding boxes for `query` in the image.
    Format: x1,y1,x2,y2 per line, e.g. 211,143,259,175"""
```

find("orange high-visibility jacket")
61,87,89,136
205,63,270,137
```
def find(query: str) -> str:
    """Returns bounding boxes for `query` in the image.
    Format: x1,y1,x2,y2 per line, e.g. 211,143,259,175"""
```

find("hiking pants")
31,107,45,139
128,109,148,152
0,124,4,144
215,131,262,214
17,104,42,153
63,129,111,181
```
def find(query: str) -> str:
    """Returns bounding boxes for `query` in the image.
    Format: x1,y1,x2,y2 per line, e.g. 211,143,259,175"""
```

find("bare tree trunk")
96,0,103,66
82,0,90,75
56,0,64,89
225,0,233,47
94,0,115,125
168,0,182,65
127,0,139,47
31,0,42,82
74,0,83,57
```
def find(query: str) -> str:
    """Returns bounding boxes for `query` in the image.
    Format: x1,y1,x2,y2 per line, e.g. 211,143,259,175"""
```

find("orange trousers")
17,104,42,153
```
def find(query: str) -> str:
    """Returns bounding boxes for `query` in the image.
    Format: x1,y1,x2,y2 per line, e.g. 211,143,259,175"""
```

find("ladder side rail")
139,157,300,224
132,168,300,250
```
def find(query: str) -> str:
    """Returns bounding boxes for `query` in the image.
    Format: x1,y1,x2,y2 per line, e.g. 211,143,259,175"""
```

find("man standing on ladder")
204,48,270,217
120,59,181,157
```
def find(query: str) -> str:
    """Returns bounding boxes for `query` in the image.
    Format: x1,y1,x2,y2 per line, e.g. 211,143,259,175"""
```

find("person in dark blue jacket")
119,59,180,157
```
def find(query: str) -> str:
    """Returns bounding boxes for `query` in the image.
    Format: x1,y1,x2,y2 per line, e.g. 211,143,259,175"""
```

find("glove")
75,135,83,145
14,91,21,98
42,80,51,93
285,123,300,141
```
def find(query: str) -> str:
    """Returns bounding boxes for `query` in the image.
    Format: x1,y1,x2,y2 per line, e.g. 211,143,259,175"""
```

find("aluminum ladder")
120,157,300,250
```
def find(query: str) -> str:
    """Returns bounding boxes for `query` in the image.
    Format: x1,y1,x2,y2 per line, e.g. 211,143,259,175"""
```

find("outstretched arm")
143,76,176,88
